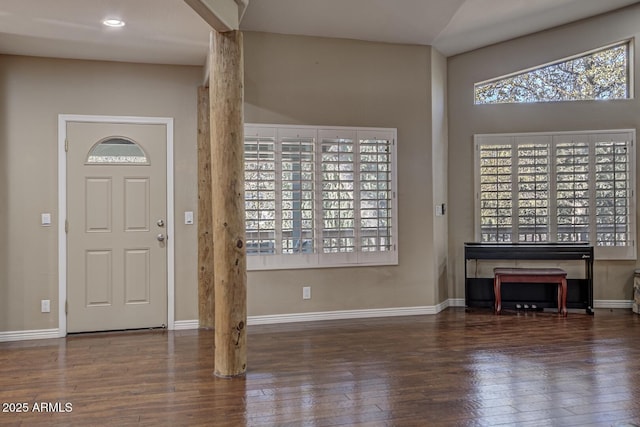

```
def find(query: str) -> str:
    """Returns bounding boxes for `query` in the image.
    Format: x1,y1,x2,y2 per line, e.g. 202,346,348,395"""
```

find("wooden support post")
210,30,247,377
197,86,214,329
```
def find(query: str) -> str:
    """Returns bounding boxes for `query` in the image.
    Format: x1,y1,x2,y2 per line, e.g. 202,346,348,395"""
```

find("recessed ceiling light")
103,18,125,28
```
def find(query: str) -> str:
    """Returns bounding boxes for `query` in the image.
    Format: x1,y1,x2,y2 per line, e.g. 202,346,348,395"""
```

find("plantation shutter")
358,130,395,263
594,132,633,256
279,128,316,255
477,136,513,243
244,128,277,257
319,129,357,264
516,136,551,242
475,130,636,260
244,124,398,269
554,134,590,243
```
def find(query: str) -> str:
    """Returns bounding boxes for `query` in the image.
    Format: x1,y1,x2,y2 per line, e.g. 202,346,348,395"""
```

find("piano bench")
493,268,567,317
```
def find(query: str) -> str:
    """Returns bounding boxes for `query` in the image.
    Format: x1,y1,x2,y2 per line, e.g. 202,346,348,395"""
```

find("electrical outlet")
41,300,50,313
302,286,311,300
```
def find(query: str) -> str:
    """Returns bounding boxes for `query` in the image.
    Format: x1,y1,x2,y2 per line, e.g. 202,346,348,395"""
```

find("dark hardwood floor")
1,308,640,426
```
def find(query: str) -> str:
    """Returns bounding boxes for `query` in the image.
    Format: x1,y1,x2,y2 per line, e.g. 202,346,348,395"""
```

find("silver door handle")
157,219,165,227
157,234,165,242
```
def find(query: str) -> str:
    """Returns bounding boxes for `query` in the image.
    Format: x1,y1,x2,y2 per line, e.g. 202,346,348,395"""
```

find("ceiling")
0,0,637,66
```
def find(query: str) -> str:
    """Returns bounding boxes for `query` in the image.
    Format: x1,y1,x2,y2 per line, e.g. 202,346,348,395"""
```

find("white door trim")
58,114,175,337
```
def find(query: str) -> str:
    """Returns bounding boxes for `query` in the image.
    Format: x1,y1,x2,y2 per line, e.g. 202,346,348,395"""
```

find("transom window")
244,124,398,270
86,137,148,164
475,130,636,260
474,41,631,104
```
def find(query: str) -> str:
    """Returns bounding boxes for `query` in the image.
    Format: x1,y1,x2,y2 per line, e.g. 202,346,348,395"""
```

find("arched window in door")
86,137,149,164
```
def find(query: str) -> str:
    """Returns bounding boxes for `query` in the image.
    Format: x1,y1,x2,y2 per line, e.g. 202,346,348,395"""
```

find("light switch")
184,211,194,225
41,213,52,226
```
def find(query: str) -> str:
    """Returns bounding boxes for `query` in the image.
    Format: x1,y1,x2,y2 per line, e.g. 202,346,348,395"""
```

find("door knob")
157,234,165,242
157,219,165,227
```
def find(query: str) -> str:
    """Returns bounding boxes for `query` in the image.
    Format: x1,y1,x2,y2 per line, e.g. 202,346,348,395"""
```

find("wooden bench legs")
494,268,568,317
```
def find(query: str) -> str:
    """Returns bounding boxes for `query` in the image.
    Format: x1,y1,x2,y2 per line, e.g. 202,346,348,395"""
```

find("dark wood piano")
464,242,594,314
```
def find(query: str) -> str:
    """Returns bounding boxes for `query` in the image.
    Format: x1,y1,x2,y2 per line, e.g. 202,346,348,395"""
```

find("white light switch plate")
184,211,194,225
41,213,51,226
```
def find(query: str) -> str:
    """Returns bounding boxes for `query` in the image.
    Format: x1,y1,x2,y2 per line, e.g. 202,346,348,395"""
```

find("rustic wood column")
197,86,214,329
210,30,247,377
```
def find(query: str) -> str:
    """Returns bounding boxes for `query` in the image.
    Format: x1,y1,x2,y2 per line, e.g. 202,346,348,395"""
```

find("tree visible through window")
475,131,636,260
475,42,630,104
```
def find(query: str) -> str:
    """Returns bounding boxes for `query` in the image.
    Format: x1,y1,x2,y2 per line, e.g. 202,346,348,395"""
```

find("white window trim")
474,129,636,260
245,123,398,271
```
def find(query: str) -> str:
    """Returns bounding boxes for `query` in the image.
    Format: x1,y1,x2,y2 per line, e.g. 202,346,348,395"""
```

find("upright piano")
464,242,594,314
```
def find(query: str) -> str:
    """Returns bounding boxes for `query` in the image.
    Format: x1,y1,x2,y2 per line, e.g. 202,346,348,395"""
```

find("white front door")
66,121,167,333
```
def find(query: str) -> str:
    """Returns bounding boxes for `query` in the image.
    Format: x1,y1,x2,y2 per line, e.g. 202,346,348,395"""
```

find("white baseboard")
594,299,633,309
248,305,441,325
448,298,466,307
11,298,626,342
0,328,60,342
165,303,458,330
173,320,200,330
435,300,449,313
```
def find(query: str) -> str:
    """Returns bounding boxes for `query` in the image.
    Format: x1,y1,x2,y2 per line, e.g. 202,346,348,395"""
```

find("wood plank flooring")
1,308,640,426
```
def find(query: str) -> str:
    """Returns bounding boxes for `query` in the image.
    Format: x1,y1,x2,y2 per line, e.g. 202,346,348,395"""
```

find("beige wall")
1,31,445,332
244,32,439,314
431,48,449,304
447,4,640,301
0,55,201,331
4,6,634,333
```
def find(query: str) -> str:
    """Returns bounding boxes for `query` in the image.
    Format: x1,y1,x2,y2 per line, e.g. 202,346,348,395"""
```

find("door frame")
58,114,175,337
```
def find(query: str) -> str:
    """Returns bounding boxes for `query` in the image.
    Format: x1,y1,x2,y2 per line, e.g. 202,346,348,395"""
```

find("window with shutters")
245,124,398,270
475,130,636,260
